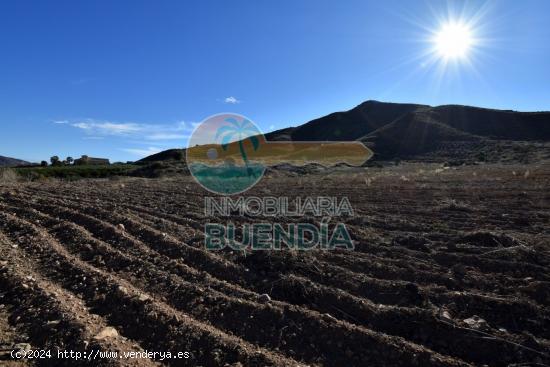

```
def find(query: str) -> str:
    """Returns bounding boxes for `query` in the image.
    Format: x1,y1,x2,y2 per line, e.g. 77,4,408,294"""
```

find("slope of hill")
360,109,481,157
0,155,30,167
265,100,427,141
138,149,185,162
430,104,550,141
360,105,550,159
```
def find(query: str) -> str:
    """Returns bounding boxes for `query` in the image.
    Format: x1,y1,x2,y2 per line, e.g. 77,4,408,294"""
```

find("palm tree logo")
186,113,266,195
215,117,261,177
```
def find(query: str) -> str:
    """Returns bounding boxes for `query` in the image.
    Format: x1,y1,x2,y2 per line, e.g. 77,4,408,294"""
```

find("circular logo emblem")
186,113,265,195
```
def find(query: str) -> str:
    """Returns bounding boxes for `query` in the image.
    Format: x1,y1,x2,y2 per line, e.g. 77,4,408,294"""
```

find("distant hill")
0,155,30,167
142,100,550,163
139,149,185,163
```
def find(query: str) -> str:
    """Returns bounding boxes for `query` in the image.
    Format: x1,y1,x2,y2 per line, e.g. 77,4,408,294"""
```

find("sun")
433,21,473,59
418,7,489,81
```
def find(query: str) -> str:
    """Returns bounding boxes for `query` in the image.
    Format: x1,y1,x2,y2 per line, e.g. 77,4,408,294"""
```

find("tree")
50,156,60,166
66,156,73,165
215,117,260,177
40,161,48,167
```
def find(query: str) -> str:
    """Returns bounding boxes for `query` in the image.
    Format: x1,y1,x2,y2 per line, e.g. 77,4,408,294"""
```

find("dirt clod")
258,294,272,304
93,326,119,340
463,316,490,331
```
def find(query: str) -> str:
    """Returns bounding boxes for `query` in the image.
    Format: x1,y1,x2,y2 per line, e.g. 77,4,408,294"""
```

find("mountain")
0,155,30,167
141,100,550,163
265,100,427,141
266,100,550,160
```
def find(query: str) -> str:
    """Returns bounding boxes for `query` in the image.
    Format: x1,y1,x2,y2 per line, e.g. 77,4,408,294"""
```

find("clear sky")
1,0,549,162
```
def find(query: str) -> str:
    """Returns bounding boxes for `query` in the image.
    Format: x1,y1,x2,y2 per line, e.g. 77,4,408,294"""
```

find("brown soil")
0,162,549,366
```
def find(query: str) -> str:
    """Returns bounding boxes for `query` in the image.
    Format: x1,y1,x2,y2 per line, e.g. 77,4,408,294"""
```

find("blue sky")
1,0,549,162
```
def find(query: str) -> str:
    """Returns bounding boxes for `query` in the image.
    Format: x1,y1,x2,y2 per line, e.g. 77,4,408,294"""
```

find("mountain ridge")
140,100,550,163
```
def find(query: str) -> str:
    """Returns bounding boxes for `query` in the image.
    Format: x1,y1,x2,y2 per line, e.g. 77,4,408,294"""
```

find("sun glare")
434,22,473,59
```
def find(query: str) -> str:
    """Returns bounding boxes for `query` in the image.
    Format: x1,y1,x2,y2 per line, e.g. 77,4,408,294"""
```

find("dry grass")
0,168,19,184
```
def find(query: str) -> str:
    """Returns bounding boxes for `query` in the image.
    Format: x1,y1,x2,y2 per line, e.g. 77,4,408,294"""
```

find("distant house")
74,155,110,165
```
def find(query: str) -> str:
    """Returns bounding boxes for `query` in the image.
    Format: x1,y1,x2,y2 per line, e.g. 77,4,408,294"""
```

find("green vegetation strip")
15,164,139,180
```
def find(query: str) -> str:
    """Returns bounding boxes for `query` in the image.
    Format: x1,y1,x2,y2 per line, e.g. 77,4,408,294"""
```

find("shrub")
0,168,19,183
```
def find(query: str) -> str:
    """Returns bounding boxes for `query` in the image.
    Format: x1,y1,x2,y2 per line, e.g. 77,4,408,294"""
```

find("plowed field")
1,163,549,366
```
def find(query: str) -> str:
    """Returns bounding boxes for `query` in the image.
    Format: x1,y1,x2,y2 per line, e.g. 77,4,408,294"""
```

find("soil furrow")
0,211,304,367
